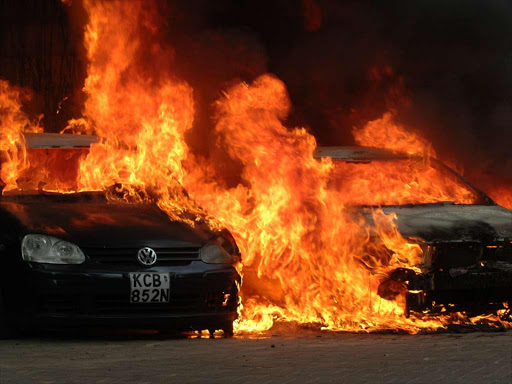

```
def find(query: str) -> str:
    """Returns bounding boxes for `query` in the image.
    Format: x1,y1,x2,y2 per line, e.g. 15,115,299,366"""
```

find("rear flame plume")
0,0,510,334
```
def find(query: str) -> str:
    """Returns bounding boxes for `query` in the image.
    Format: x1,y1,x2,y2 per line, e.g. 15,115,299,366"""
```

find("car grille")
84,247,201,266
432,241,512,269
39,294,80,314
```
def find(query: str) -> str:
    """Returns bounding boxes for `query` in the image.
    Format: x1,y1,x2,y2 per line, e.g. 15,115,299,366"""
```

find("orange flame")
183,75,440,332
354,112,434,156
0,80,43,191
66,0,220,228
486,186,512,209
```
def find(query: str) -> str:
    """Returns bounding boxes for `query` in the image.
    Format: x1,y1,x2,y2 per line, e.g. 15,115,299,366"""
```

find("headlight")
200,236,239,264
21,234,85,264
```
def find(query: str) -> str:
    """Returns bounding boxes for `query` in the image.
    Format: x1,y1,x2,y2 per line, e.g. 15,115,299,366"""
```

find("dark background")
1,0,512,187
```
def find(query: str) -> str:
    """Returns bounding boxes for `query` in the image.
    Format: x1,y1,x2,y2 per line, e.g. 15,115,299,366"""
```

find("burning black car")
0,134,240,338
315,146,512,317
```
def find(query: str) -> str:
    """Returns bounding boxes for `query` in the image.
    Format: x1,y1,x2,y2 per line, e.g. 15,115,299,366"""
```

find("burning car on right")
315,146,512,317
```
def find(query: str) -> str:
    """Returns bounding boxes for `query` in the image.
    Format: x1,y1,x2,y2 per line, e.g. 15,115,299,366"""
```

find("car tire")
0,288,17,340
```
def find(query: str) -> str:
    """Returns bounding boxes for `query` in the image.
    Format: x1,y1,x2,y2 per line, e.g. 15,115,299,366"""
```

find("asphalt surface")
0,326,511,384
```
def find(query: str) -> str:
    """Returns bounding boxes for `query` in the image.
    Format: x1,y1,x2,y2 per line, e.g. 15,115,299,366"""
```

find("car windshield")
327,157,490,206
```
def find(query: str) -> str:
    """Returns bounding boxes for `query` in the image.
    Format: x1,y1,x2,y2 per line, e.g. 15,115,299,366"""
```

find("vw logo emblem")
137,247,157,267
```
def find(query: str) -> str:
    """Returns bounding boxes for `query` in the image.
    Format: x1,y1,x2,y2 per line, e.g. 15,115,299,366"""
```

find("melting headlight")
21,234,85,264
200,236,239,264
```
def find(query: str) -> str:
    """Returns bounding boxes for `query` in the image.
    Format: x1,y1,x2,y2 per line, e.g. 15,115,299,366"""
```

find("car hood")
0,200,214,248
376,204,512,243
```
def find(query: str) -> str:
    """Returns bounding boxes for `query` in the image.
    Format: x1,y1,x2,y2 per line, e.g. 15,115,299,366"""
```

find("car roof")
313,146,411,161
24,133,99,149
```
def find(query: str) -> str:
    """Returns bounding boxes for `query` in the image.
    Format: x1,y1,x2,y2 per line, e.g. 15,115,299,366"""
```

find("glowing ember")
0,0,510,334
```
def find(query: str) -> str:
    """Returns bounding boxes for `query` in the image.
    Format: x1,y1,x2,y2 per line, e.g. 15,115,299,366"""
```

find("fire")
66,0,218,227
181,75,434,332
0,0,510,334
486,186,512,209
353,112,434,156
327,159,478,206
0,80,43,191
333,112,478,206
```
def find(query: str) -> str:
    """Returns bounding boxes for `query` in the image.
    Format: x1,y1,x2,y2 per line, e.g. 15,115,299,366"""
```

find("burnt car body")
315,146,512,316
0,134,240,338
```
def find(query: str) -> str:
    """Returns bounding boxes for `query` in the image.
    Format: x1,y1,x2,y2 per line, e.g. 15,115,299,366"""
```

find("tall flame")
66,0,219,227
0,80,43,191
181,75,453,332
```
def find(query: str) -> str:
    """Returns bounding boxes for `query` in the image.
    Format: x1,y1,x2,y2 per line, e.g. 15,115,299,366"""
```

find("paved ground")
0,326,511,384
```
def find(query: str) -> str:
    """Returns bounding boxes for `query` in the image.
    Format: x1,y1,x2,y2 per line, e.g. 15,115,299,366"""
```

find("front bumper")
378,263,512,315
6,261,240,331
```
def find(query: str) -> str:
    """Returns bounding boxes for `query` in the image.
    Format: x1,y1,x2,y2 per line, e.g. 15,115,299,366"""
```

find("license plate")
129,273,170,303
